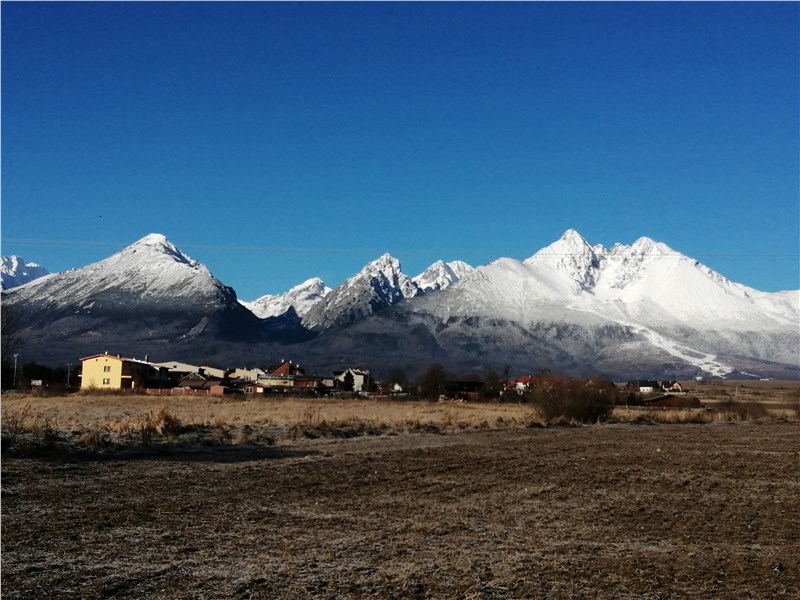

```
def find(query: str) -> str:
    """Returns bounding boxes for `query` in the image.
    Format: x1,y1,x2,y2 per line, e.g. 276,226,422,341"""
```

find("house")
242,377,327,395
242,360,328,394
178,371,223,390
229,367,266,382
626,380,685,394
333,368,372,392
154,362,226,377
267,360,305,377
627,380,662,394
153,361,228,386
79,353,169,390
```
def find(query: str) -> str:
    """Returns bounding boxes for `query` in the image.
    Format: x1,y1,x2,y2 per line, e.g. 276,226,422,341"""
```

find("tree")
482,369,504,400
418,363,446,399
341,370,355,392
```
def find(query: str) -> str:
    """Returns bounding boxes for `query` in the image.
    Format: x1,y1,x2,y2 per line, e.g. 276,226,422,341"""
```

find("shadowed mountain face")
302,253,422,332
2,234,273,364
3,231,798,380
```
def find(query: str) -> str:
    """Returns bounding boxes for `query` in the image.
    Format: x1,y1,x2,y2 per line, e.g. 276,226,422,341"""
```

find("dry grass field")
2,379,798,455
2,381,799,598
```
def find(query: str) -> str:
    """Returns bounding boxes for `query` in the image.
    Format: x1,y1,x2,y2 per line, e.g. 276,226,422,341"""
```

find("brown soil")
3,422,799,599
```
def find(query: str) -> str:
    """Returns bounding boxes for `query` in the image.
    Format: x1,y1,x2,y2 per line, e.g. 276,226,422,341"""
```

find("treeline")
393,364,629,423
1,360,73,392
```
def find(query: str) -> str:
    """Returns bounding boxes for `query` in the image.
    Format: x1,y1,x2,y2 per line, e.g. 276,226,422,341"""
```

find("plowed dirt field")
3,422,799,599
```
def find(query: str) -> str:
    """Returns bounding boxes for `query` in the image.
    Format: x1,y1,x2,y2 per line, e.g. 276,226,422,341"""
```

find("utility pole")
13,354,19,388
67,363,72,389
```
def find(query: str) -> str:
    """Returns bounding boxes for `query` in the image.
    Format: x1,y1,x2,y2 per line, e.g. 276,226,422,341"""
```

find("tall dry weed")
1,403,59,438
1,403,34,435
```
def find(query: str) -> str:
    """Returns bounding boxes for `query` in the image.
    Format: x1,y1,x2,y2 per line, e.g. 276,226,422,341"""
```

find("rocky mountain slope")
241,278,332,319
302,253,422,331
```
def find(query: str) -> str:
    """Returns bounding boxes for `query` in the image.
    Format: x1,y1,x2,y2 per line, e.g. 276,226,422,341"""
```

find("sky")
3,1,798,299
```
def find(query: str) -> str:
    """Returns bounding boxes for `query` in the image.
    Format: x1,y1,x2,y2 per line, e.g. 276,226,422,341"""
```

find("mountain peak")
524,229,600,289
629,236,673,256
294,277,328,291
526,229,595,260
135,232,170,246
303,253,418,330
364,253,402,273
414,260,474,293
123,233,197,267
560,228,588,243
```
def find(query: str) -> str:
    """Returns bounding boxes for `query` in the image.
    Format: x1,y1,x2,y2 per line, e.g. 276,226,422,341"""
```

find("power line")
3,237,798,261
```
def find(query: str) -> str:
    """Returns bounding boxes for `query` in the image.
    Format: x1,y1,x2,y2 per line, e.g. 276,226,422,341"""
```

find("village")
79,353,379,396
75,351,692,406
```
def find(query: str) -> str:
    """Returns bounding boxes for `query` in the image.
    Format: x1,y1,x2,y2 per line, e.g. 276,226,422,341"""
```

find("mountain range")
3,231,798,380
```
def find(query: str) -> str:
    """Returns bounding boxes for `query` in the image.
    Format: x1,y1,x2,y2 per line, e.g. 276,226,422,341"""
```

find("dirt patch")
3,423,799,599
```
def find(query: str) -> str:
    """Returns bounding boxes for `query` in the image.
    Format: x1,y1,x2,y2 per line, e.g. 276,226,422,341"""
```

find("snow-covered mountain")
2,234,270,362
246,259,472,324
303,253,421,331
3,229,797,379
5,233,230,308
241,278,332,320
301,230,799,379
413,260,474,293
1,256,50,289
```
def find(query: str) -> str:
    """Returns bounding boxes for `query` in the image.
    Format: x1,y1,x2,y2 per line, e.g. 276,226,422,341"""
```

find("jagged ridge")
1,256,50,289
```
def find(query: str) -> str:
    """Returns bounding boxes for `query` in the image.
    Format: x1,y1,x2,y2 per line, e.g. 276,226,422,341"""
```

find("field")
2,382,800,598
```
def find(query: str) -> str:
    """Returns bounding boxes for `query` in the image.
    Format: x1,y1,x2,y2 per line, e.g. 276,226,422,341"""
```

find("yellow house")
79,354,161,390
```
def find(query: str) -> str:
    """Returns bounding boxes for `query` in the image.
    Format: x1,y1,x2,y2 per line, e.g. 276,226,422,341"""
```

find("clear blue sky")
3,2,798,299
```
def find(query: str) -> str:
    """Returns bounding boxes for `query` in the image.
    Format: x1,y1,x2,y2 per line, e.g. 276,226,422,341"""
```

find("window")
102,378,111,385
103,366,111,372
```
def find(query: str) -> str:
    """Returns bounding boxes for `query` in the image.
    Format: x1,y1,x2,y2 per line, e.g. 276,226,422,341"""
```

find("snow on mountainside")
413,260,474,293
4,233,225,307
1,256,50,289
241,278,332,319
406,229,799,377
523,228,603,291
303,253,421,331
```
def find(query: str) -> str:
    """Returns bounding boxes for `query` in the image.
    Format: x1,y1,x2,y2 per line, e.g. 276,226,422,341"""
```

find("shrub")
523,377,615,424
138,407,183,444
715,400,770,421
